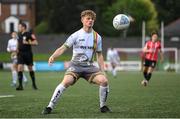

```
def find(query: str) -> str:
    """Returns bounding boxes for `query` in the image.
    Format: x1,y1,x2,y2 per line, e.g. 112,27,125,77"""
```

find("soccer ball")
113,14,130,30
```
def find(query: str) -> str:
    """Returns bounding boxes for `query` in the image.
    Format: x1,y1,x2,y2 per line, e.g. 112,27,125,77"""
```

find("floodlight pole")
161,21,164,51
142,21,146,48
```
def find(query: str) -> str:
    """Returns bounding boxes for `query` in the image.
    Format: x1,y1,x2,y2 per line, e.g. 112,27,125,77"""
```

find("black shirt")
18,32,33,53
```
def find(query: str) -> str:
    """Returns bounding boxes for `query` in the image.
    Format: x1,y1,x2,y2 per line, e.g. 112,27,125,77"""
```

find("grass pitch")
0,71,180,118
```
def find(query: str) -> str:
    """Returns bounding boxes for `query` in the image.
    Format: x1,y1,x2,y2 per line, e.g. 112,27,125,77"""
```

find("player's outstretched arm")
143,46,148,53
143,46,151,53
48,45,67,65
96,52,105,72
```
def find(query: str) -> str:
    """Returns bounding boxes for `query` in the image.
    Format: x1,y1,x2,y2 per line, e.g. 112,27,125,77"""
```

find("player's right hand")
23,39,29,44
48,56,55,65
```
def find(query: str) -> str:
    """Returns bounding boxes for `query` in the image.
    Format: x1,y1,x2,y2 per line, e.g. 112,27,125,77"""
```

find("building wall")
0,1,35,33
17,3,35,29
0,4,10,32
0,4,10,21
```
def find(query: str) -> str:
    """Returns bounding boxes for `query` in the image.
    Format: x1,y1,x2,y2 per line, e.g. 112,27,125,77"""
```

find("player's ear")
81,17,84,23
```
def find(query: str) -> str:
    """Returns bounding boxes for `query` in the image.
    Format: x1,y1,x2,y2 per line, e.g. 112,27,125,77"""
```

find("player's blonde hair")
81,10,96,20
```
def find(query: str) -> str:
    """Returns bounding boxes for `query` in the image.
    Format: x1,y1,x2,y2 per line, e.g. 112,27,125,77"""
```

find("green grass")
0,71,180,118
0,52,71,62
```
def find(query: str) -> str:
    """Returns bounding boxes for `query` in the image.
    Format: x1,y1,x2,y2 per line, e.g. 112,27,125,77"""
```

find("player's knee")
61,79,75,88
61,82,71,88
18,65,23,71
28,66,33,71
99,77,108,86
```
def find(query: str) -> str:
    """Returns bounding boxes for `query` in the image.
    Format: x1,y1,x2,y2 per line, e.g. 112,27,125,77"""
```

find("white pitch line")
0,95,15,98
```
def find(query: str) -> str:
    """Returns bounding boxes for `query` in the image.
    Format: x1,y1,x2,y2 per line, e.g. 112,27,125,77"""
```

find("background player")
42,10,111,114
141,31,163,86
106,48,120,78
7,31,28,87
16,23,38,90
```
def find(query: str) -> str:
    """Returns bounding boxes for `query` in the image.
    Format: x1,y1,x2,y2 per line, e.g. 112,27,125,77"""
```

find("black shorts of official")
143,59,157,68
17,52,33,65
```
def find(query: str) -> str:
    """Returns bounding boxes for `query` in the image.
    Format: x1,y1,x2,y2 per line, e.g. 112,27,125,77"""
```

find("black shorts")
143,59,157,68
17,52,33,65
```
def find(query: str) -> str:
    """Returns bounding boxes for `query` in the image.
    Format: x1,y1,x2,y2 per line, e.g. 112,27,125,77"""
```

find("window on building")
10,22,14,32
19,4,26,15
10,4,17,15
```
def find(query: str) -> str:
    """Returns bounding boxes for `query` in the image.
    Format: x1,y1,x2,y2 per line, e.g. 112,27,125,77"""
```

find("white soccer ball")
113,14,130,30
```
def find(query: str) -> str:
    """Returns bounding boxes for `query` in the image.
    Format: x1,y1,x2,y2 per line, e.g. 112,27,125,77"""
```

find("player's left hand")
48,56,55,65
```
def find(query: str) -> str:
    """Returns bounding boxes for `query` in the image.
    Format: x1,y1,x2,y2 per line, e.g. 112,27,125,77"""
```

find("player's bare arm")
96,52,105,71
143,46,149,53
23,39,38,45
48,45,68,65
30,39,38,45
143,46,152,53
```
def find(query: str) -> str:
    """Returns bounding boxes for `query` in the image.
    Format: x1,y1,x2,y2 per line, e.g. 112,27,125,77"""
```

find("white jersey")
107,49,120,64
7,38,18,52
64,28,102,64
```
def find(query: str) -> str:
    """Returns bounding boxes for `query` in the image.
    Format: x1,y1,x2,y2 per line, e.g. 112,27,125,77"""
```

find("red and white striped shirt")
144,40,161,61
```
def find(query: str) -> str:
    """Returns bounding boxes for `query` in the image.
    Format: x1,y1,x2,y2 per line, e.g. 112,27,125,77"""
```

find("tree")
152,0,180,25
35,0,117,34
102,0,158,36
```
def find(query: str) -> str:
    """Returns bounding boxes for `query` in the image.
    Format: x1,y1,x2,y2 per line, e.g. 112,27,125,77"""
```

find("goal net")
106,48,178,72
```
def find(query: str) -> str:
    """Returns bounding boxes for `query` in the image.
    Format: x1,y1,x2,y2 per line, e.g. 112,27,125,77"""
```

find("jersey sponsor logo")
79,39,85,41
79,46,93,50
73,54,89,62
79,55,88,62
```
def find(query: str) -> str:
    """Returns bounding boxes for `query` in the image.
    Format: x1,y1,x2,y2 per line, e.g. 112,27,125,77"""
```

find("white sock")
12,71,17,84
47,83,66,109
112,68,117,77
23,73,28,82
99,85,109,108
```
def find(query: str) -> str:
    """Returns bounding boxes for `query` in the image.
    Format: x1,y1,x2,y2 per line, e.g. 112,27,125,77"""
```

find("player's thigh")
12,63,17,71
17,64,24,71
92,74,108,86
147,67,154,73
61,74,76,88
147,61,156,73
27,65,33,71
143,66,148,72
111,62,116,69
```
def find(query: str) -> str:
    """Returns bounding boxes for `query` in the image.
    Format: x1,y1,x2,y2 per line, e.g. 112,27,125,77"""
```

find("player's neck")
12,38,17,40
152,39,157,42
83,26,93,33
21,30,26,34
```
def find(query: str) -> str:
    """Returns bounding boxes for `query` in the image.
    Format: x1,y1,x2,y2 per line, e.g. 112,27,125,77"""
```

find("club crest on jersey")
23,36,26,40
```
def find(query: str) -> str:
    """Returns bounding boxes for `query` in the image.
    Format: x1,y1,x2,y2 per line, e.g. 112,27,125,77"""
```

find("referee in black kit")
16,22,38,90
